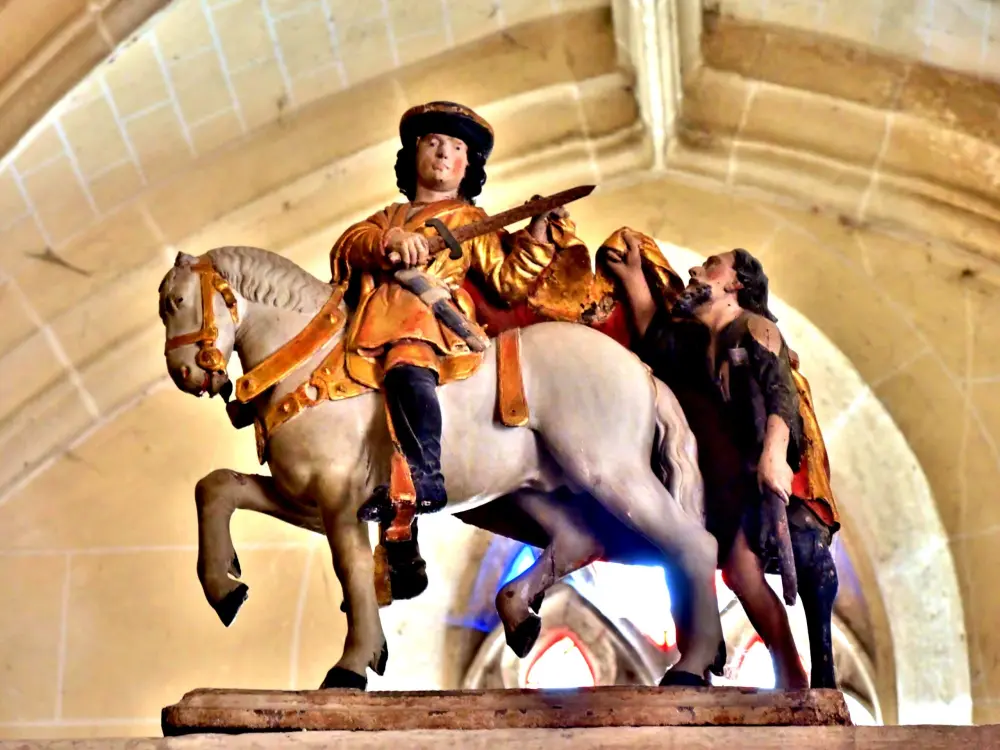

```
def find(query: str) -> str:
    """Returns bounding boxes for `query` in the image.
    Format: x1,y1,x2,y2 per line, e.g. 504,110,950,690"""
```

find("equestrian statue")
156,100,839,693
158,101,725,690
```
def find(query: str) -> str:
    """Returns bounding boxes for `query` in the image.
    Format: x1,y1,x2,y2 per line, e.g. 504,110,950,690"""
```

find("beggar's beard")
672,282,713,318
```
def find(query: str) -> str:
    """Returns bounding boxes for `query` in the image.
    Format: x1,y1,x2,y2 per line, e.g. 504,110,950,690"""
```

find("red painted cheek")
706,268,727,282
451,155,468,181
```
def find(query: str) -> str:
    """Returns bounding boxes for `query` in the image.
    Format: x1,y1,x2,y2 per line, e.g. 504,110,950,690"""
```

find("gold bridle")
164,258,240,376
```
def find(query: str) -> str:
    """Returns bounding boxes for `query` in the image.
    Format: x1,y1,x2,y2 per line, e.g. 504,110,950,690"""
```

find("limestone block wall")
713,0,1000,79
0,0,172,160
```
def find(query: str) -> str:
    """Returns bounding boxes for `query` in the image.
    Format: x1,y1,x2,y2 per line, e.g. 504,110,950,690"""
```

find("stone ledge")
160,686,851,736
4,725,1000,749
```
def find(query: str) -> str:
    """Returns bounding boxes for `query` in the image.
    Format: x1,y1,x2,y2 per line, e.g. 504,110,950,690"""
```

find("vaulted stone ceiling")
1,0,999,734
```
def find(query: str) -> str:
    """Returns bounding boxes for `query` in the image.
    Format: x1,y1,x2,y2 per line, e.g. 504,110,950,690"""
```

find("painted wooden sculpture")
156,100,839,693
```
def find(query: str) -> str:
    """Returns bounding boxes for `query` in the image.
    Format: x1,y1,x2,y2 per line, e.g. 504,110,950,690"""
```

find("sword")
386,184,595,265
387,185,596,351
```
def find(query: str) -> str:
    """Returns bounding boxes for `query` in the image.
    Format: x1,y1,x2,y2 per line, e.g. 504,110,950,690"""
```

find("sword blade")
448,184,596,246
389,185,596,263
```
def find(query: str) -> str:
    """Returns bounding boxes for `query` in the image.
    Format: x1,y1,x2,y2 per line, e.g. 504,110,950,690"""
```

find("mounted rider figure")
329,101,560,525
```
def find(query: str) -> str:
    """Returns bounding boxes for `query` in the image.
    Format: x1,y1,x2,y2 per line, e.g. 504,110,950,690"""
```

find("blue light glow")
499,545,540,587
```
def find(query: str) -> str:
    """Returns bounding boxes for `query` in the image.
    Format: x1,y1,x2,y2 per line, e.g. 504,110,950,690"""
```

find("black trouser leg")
383,364,447,512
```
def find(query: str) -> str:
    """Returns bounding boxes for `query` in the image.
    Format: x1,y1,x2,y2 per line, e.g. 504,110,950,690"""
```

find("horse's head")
158,251,241,399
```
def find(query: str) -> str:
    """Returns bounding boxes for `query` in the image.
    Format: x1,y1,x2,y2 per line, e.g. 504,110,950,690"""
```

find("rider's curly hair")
393,138,488,204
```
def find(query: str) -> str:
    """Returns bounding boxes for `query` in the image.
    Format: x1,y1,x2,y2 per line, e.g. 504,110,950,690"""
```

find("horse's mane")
206,246,331,313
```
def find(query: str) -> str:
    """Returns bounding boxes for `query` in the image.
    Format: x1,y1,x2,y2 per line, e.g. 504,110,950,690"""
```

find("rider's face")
415,133,468,195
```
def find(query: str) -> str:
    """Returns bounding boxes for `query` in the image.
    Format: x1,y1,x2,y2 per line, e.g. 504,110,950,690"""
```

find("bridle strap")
164,258,240,374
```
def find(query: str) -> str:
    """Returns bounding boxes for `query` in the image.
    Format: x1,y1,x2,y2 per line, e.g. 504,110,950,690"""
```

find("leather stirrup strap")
383,393,417,543
497,328,529,427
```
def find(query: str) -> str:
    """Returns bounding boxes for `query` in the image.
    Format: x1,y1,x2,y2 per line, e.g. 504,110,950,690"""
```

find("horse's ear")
175,251,198,267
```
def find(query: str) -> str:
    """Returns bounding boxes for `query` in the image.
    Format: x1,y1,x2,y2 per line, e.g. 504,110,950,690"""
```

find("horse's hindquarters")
518,322,659,476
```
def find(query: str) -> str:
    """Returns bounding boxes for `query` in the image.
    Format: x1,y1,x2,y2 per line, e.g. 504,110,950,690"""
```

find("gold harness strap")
257,327,532,454
236,286,347,403
383,407,417,543
258,336,373,444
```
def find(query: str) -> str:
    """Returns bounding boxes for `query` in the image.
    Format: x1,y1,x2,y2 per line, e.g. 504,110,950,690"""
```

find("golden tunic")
330,199,556,388
789,366,840,528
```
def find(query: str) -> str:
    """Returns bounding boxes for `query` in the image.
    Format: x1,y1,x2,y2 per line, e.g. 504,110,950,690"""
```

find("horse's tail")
650,375,705,524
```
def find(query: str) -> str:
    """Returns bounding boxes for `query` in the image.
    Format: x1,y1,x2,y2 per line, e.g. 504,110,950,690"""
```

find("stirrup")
416,494,447,514
358,486,396,524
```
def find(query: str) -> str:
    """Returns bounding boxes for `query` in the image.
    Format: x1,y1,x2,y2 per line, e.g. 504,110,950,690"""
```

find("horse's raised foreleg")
195,468,321,626
791,514,839,689
495,490,603,657
316,477,387,691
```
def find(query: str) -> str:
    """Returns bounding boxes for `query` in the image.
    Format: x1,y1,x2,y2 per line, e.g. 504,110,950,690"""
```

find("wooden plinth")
160,685,851,736
6,727,1000,749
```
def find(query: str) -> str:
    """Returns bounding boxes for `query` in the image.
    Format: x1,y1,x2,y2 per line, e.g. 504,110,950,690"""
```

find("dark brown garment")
635,309,809,563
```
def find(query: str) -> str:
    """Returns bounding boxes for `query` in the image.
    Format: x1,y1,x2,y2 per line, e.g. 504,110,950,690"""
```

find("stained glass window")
483,542,879,726
583,561,676,649
524,633,596,689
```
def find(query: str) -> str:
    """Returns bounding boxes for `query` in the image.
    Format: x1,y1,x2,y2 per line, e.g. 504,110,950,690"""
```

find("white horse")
157,245,724,689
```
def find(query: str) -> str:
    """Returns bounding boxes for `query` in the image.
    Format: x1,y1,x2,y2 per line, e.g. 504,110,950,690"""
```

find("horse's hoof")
374,641,389,676
659,669,709,688
529,591,544,613
320,667,367,690
710,639,728,677
505,613,542,658
213,583,249,627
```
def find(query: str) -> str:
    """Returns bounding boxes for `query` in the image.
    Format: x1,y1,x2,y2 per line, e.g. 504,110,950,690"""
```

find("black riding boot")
358,364,448,523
